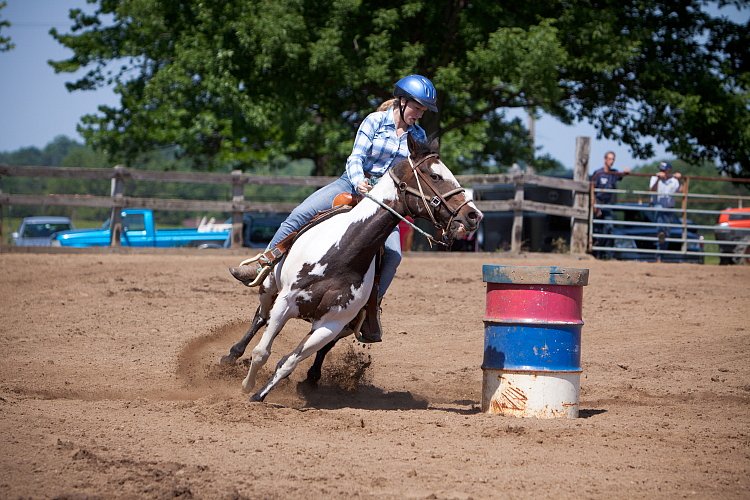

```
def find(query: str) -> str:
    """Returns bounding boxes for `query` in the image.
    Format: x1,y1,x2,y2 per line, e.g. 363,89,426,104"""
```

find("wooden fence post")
230,170,245,248
510,174,525,253
570,137,590,254
109,165,127,247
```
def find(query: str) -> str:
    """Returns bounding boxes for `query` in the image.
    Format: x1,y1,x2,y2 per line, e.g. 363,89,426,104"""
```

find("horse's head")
390,135,483,244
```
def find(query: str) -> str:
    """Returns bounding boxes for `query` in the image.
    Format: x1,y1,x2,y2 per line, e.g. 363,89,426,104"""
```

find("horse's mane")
410,135,440,160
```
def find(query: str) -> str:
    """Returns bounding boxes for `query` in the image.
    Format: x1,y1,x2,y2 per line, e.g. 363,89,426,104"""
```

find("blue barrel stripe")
482,323,582,372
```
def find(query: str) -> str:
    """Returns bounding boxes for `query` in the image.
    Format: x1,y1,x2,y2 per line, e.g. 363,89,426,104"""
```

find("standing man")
590,151,630,259
649,161,683,258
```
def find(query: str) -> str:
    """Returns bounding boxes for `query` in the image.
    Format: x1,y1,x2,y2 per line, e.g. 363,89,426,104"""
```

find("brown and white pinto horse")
225,135,482,402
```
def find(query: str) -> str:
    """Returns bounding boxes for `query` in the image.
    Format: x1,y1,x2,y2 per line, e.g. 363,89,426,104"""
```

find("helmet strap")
398,98,407,125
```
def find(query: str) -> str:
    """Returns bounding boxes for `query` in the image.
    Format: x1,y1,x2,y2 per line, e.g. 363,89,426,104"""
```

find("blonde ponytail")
377,98,398,112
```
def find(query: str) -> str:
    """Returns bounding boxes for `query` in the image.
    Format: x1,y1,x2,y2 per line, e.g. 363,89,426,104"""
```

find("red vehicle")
715,208,750,265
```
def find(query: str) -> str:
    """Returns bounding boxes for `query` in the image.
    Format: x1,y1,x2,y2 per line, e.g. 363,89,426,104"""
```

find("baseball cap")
658,162,672,171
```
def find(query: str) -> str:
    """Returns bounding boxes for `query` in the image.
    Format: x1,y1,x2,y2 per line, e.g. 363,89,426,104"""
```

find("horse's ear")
427,135,440,153
407,133,419,159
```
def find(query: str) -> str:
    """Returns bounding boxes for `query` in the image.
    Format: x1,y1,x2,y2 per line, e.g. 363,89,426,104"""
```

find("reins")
362,191,448,247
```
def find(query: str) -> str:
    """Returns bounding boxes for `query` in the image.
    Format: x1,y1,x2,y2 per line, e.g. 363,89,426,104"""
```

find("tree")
0,1,13,52
50,1,750,176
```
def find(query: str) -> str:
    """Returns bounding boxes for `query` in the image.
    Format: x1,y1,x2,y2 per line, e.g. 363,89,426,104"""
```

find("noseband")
388,153,473,236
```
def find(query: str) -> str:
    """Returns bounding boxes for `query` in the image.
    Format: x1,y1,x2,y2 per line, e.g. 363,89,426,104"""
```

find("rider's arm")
345,113,380,189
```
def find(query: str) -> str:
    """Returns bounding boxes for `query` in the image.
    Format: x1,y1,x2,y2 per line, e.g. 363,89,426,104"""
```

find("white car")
12,216,74,246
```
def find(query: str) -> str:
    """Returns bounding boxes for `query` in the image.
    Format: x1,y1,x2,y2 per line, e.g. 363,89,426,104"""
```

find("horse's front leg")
221,282,277,365
251,323,343,402
241,300,293,393
221,305,266,364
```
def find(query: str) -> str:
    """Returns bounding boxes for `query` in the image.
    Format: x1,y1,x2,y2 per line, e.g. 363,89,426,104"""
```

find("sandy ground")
0,249,748,499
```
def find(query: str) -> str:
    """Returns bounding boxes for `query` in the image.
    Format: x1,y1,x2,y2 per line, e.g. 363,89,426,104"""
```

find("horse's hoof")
249,392,265,403
241,379,254,393
219,354,238,365
305,370,321,386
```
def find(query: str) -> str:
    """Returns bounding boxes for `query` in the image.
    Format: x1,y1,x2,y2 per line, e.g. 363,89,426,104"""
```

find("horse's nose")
466,209,483,229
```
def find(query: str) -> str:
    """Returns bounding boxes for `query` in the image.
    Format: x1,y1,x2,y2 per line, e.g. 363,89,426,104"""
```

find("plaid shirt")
345,109,427,189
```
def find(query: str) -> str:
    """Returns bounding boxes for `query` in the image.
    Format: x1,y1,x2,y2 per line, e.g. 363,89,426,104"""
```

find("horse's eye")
430,173,441,181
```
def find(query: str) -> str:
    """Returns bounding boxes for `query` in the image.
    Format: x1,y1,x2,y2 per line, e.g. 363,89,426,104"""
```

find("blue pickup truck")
51,208,230,248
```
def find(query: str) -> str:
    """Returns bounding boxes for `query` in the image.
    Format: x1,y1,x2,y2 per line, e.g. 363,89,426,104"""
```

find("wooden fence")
0,139,592,252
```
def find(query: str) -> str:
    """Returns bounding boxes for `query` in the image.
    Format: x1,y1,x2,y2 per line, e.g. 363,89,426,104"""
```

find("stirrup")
235,253,274,287
350,310,371,344
247,264,273,287
352,309,382,344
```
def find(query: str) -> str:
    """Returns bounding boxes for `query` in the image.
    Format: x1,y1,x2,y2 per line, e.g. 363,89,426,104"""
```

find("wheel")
732,241,749,265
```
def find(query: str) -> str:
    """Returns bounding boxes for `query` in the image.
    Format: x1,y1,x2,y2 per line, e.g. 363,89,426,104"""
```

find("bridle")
391,153,471,227
373,152,472,246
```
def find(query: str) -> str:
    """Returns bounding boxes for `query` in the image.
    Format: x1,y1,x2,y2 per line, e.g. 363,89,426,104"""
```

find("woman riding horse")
230,74,439,343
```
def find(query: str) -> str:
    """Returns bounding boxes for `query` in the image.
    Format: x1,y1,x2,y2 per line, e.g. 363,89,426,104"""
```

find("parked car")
605,203,704,263
51,209,229,248
12,216,74,246
715,207,750,265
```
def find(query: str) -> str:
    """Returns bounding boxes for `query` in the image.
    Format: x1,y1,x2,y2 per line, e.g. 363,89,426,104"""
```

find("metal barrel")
481,265,589,418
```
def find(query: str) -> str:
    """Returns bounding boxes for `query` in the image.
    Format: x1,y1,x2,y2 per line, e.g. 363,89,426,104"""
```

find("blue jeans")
653,203,675,252
269,174,402,298
594,208,614,259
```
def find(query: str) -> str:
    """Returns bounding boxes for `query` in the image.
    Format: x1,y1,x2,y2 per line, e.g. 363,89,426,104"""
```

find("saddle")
234,193,360,286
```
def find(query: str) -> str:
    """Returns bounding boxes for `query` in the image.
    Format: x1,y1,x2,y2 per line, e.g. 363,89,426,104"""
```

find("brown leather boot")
353,298,382,343
229,262,271,287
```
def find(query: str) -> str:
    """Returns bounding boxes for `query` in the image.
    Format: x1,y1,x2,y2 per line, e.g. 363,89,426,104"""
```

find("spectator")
649,161,683,257
590,151,630,259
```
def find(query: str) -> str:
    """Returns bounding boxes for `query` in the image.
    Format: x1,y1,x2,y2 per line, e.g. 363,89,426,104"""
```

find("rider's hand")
356,181,372,194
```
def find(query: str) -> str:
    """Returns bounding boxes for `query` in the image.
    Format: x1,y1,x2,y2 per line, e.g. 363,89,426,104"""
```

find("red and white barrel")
481,265,589,418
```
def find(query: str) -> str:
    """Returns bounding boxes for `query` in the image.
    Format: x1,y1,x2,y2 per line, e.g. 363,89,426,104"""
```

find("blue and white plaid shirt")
345,109,427,189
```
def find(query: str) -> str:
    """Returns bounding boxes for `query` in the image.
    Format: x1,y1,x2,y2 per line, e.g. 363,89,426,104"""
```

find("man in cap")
649,162,683,258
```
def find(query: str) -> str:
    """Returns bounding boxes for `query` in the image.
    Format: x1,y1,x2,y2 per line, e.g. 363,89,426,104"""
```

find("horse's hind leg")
251,324,342,402
305,337,340,384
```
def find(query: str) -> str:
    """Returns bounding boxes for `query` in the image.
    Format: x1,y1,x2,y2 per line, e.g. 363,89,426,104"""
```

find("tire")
732,241,750,265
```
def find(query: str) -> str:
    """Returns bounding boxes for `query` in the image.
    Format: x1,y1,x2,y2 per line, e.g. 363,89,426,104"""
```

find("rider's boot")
229,233,297,287
229,261,271,287
354,298,382,343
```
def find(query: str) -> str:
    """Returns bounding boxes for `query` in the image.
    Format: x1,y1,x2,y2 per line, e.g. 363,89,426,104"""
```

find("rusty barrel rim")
482,264,589,286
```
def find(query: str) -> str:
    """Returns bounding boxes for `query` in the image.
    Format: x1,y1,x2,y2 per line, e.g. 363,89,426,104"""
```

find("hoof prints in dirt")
55,439,209,499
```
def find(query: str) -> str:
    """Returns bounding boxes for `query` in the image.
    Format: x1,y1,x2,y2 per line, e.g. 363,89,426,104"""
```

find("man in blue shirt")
590,151,630,259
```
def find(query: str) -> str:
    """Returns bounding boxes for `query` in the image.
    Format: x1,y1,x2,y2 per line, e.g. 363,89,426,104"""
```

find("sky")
0,1,746,173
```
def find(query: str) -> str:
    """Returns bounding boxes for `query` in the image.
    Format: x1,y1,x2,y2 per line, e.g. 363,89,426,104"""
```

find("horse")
223,135,482,402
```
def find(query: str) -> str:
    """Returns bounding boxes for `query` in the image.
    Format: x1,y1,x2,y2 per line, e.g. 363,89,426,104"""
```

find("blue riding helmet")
394,74,438,112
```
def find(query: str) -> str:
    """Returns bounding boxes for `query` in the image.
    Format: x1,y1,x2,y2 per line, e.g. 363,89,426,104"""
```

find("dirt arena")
0,249,748,499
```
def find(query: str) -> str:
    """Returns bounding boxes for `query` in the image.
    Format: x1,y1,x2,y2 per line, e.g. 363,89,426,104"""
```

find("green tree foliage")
0,1,13,52
49,1,749,176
